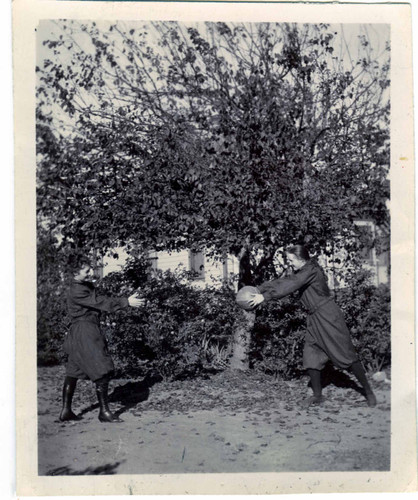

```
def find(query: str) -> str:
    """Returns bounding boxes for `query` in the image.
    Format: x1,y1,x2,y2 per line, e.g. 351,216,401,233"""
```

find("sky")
35,20,390,142
36,20,390,69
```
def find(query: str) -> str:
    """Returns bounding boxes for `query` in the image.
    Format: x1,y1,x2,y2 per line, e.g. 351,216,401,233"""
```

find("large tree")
37,21,390,367
37,21,389,262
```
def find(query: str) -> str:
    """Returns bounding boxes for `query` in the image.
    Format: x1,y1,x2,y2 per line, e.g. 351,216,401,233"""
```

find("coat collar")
71,279,95,289
296,258,315,273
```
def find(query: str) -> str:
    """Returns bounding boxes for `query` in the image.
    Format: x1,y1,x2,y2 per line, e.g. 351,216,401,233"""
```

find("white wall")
102,243,387,289
102,247,239,289
102,248,129,277
154,250,239,289
152,249,189,273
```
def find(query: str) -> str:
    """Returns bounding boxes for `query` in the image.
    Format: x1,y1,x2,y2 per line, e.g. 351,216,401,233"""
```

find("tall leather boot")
95,377,122,423
59,376,82,421
350,360,377,407
301,369,325,408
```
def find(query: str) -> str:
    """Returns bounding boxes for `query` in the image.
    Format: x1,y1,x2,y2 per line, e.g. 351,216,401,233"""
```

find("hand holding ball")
128,293,146,308
235,286,264,310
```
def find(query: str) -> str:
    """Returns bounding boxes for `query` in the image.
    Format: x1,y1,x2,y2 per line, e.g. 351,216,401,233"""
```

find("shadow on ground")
45,461,124,476
78,373,162,418
318,364,366,396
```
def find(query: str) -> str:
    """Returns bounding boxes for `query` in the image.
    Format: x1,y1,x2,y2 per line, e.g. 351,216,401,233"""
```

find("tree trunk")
230,248,255,370
238,249,254,289
230,309,255,370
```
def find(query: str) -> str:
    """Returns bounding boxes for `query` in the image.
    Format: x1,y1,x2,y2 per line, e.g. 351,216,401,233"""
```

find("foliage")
36,21,390,276
36,20,390,376
37,225,69,366
37,249,390,380
337,280,391,372
97,260,238,379
250,296,306,378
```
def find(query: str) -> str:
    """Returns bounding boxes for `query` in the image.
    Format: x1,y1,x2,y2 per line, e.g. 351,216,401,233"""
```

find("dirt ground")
38,365,390,475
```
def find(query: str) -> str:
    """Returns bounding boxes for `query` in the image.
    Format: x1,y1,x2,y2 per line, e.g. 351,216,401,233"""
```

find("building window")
189,250,205,280
146,251,159,275
95,254,104,279
222,258,229,281
354,220,376,267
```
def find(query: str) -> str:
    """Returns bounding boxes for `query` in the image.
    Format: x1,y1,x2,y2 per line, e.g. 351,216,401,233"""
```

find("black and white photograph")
13,0,415,496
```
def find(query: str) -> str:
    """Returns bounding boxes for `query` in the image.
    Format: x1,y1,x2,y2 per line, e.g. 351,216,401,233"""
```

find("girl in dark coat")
59,256,144,423
248,245,377,408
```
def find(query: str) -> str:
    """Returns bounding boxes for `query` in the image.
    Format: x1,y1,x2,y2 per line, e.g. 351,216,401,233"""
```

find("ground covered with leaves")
38,365,390,475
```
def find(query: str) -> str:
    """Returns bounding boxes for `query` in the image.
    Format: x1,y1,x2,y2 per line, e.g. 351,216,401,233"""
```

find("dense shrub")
37,228,69,366
37,288,68,366
250,297,306,378
37,253,390,380
98,260,238,379
337,279,391,372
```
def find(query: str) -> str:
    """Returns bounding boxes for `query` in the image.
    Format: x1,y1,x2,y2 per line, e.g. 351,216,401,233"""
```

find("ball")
235,286,260,311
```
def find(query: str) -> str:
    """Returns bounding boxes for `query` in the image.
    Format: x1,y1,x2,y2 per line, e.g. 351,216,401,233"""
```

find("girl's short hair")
67,254,93,275
286,245,310,262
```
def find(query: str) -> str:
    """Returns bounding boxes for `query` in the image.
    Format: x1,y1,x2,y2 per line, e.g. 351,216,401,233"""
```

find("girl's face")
287,253,306,270
74,265,95,282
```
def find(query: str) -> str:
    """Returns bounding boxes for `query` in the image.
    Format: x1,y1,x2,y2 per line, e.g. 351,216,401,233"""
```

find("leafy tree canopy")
37,21,390,278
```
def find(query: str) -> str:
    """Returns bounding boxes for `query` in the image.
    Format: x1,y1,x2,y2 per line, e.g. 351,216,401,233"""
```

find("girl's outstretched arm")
258,264,317,301
69,284,130,313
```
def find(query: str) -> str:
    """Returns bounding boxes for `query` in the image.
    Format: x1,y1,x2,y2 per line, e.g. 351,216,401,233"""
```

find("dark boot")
350,361,377,407
95,377,122,423
302,369,324,408
59,376,82,422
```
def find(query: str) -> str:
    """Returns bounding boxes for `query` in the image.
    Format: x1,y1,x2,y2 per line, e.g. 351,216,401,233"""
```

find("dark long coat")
64,280,129,381
258,259,358,370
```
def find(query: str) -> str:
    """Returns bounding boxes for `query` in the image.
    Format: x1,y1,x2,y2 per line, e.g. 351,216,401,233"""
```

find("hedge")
37,258,390,380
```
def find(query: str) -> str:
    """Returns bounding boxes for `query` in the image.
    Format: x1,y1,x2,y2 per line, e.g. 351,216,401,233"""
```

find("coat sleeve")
70,285,129,313
258,265,317,301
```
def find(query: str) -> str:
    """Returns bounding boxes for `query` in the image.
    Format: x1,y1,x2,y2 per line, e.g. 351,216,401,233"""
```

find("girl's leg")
302,339,328,407
302,369,324,407
349,360,377,407
95,375,122,423
59,376,82,421
308,369,323,398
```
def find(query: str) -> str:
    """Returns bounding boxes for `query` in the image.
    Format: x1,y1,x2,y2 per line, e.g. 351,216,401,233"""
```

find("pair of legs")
59,374,122,423
306,361,377,407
